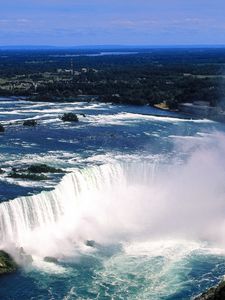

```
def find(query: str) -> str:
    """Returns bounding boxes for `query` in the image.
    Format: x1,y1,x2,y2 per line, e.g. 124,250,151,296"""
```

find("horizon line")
1,44,225,50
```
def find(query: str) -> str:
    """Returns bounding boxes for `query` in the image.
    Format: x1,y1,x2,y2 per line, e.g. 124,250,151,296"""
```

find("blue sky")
0,0,224,46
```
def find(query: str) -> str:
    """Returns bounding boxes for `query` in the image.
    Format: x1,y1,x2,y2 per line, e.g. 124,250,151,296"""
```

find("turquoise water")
0,98,225,299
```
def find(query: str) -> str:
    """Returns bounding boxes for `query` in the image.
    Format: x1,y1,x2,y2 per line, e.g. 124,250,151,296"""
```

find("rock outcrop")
85,240,96,248
9,171,48,181
23,120,37,126
44,256,58,263
61,113,79,122
0,251,17,275
27,164,64,174
195,280,225,300
0,123,5,133
17,247,33,265
8,164,64,181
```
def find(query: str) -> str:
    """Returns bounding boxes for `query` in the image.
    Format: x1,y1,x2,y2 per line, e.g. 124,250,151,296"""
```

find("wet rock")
86,240,96,248
195,280,225,300
0,123,5,133
23,119,37,126
44,256,58,263
27,164,64,174
17,247,33,265
8,164,64,181
0,250,17,275
61,113,79,122
9,172,48,181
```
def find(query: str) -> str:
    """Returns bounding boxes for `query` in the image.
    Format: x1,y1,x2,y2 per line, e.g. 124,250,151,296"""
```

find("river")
0,98,225,299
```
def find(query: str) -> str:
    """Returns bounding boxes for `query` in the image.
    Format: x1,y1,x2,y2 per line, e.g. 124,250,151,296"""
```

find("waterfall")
0,164,128,253
2,147,225,259
0,162,159,256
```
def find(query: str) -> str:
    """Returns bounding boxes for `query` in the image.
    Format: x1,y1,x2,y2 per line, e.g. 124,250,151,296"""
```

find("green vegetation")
9,172,48,181
8,164,65,181
0,251,17,275
0,48,225,108
27,164,64,173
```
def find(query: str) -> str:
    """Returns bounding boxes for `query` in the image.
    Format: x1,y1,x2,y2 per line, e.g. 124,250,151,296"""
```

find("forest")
0,47,225,109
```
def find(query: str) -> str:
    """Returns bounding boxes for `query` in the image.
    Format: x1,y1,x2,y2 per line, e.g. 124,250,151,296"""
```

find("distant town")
1,47,225,121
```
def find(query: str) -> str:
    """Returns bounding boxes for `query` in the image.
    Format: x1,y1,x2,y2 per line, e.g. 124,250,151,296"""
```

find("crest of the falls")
0,162,160,257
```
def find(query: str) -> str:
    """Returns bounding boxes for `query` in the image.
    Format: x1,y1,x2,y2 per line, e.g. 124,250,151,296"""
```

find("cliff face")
195,281,225,300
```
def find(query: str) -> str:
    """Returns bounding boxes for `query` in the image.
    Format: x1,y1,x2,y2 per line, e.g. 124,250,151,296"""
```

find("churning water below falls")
1,98,225,299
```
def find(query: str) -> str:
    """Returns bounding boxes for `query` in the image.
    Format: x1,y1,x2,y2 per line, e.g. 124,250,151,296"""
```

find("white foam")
123,240,203,258
31,256,67,274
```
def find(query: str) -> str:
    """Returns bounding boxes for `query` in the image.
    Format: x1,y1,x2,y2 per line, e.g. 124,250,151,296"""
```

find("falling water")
1,137,225,261
0,163,159,255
